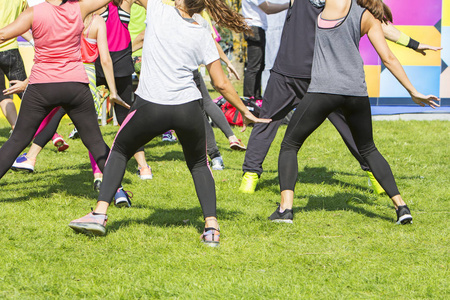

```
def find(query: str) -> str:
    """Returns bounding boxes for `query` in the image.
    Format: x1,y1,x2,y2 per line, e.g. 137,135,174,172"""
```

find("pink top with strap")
81,16,99,63
104,2,131,52
29,1,88,84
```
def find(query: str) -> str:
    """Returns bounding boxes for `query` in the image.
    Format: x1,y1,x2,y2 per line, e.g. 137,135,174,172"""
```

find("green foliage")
0,119,448,299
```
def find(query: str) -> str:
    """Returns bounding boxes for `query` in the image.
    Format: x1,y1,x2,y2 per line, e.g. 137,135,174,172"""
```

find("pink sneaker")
69,212,107,236
52,133,69,152
229,139,246,151
200,227,220,247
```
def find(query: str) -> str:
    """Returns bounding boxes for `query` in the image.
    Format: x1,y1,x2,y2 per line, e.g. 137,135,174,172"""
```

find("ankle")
205,217,219,230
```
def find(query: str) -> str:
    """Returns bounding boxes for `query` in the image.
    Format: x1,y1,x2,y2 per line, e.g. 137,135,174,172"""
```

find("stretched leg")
0,85,56,179
242,73,309,176
340,98,400,200
327,109,370,171
33,107,66,147
173,101,217,220
62,84,110,173
244,26,265,99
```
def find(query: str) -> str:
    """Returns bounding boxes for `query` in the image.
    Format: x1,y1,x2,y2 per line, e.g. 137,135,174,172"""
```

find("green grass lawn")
0,118,448,299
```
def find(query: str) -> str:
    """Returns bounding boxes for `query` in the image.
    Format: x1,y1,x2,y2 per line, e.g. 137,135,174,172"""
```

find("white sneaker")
210,156,224,171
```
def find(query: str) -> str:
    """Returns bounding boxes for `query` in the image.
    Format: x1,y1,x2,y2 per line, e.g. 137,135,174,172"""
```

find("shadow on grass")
260,166,369,194
107,207,242,234
294,192,392,222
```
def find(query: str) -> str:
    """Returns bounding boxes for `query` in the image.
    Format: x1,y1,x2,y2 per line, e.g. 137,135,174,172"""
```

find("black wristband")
407,38,420,50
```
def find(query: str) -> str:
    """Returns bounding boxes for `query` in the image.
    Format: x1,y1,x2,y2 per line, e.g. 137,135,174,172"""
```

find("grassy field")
0,118,448,299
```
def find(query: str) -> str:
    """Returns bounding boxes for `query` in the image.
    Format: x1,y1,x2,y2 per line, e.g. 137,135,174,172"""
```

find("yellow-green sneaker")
239,172,259,194
366,171,386,195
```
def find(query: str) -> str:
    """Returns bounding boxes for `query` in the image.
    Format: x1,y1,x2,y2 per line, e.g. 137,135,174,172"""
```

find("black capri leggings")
98,96,216,218
0,82,110,179
278,93,400,198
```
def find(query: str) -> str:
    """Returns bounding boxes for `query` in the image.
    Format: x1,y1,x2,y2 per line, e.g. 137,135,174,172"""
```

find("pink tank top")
104,2,131,52
29,1,88,84
81,16,99,63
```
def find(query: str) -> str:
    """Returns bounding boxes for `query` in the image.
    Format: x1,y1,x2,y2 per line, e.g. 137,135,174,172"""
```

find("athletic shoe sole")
230,144,246,151
114,198,131,208
396,214,413,225
270,219,293,224
201,240,220,247
139,174,153,180
11,165,34,172
69,222,106,236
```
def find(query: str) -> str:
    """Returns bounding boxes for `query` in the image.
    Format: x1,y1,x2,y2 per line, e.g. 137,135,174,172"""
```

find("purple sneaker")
11,153,35,172
69,212,107,236
114,187,133,208
200,227,220,247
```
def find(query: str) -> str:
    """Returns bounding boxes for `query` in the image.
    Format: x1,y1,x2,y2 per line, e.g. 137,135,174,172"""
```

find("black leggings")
97,75,144,154
0,82,110,179
33,107,66,147
278,93,400,198
98,96,216,218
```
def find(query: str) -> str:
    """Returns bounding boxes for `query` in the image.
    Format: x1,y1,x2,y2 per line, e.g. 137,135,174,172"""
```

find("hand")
226,63,240,80
241,112,271,132
410,91,440,109
415,43,442,56
3,80,27,95
109,93,130,109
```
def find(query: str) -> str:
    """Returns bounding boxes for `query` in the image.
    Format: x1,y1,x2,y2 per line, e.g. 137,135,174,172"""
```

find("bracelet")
407,38,420,50
395,32,410,47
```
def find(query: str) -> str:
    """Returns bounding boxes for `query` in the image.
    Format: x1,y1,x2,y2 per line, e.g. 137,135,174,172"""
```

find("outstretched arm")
79,0,126,19
0,8,33,44
215,40,240,80
381,22,442,56
207,60,271,131
132,30,146,53
363,12,439,108
258,1,289,15
96,16,130,109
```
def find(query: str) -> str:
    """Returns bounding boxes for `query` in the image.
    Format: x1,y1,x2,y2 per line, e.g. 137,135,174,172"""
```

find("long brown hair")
184,0,252,35
357,0,393,23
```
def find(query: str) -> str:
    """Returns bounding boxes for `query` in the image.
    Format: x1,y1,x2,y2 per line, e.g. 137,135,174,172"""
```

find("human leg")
340,97,411,223
0,85,58,178
274,94,342,221
327,109,385,194
243,26,265,99
240,73,309,193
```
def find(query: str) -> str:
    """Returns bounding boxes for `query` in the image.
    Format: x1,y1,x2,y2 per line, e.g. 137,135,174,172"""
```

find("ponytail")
204,0,252,35
357,0,393,24
184,0,252,35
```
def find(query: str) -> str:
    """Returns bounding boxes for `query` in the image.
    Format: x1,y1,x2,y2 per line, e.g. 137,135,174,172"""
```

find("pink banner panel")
384,0,442,26
359,36,379,66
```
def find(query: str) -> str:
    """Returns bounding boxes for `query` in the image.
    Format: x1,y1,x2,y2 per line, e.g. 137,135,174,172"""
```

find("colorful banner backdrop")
361,0,449,106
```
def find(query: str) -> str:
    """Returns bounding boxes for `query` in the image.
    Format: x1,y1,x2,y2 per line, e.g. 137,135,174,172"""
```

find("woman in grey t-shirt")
273,0,439,225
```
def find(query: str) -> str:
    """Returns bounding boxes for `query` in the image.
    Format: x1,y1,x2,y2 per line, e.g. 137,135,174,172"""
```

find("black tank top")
272,0,322,79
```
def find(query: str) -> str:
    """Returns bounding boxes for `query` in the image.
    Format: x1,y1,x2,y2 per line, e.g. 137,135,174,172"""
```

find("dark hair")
184,0,252,35
357,0,393,23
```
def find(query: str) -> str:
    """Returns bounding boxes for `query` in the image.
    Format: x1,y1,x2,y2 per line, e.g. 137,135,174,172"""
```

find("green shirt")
0,0,27,52
129,4,146,57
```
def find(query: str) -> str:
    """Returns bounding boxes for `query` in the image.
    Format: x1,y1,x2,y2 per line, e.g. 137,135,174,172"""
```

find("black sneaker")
268,204,293,223
396,205,413,225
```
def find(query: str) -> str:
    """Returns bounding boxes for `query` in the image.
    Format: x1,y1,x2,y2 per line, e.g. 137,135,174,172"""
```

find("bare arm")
207,60,271,131
79,0,126,19
363,12,439,108
215,40,240,80
0,8,33,44
132,30,146,53
258,1,289,15
381,22,442,55
96,17,130,109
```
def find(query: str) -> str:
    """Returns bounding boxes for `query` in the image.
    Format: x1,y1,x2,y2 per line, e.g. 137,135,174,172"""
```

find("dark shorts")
0,48,27,100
